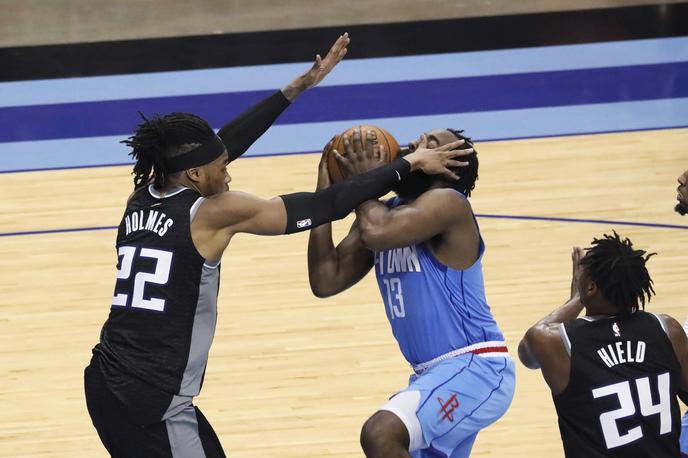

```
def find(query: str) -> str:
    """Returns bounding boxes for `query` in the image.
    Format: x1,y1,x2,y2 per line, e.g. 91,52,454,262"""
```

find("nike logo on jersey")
151,203,162,208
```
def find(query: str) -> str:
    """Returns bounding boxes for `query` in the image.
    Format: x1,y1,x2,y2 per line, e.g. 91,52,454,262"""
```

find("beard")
675,201,688,215
392,171,436,200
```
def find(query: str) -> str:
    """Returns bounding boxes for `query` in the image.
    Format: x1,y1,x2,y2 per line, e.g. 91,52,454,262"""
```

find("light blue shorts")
384,353,515,458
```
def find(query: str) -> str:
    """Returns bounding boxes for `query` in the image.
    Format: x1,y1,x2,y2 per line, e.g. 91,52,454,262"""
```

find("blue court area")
1,37,686,173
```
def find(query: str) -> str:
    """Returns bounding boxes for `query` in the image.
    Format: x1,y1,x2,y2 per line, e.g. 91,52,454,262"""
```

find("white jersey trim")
148,184,188,199
649,312,670,337
559,322,572,357
189,196,205,222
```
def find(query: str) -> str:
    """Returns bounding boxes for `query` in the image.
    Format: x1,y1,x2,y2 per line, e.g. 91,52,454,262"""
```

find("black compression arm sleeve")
217,90,291,161
280,158,412,234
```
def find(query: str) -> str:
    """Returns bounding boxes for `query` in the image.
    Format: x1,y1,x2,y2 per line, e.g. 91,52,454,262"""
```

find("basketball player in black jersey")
518,232,688,457
84,33,474,458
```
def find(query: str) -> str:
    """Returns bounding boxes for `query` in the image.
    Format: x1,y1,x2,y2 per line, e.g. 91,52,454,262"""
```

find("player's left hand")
282,33,349,101
334,128,385,178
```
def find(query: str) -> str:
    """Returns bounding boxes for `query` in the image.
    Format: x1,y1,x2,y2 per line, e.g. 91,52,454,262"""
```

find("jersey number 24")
593,372,672,449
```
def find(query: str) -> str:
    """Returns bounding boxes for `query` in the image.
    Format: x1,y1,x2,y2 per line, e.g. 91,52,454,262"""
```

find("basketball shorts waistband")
412,341,509,374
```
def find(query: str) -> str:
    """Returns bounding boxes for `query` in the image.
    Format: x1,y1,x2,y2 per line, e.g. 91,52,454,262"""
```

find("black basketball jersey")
92,184,219,421
554,311,681,457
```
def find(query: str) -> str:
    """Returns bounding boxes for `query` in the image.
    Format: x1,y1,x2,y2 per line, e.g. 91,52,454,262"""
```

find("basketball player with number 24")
519,234,688,457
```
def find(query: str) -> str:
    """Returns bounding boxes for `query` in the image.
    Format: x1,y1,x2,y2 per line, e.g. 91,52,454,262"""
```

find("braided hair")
580,231,656,315
122,112,217,189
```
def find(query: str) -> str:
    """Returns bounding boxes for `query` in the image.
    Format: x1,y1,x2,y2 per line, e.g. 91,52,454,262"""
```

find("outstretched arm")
219,33,349,161
307,145,374,298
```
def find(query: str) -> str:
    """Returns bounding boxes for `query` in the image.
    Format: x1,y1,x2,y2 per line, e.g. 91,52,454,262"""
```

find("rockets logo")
437,394,459,422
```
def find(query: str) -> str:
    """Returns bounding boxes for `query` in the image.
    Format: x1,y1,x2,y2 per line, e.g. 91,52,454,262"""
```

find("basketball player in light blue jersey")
308,128,515,458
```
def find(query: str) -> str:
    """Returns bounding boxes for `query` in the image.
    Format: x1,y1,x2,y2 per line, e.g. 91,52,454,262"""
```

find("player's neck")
159,174,201,195
585,301,621,319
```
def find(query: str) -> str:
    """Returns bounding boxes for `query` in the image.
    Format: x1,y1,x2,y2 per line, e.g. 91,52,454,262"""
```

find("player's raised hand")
303,32,349,89
282,33,349,101
404,140,474,180
570,246,584,299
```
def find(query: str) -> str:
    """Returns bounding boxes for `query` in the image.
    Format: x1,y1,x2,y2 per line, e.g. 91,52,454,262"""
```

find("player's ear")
185,167,202,183
586,280,598,298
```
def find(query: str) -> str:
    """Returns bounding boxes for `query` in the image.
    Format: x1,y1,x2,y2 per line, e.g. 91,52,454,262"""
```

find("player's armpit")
356,188,469,251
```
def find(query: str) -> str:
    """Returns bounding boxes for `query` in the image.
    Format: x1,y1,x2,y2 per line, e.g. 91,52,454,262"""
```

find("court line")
1,123,686,175
2,215,686,238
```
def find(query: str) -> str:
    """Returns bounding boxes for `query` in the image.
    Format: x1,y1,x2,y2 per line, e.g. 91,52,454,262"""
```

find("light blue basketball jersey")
373,195,504,366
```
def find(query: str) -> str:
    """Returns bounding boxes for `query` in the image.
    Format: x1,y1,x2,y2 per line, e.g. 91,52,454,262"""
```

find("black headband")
164,135,226,173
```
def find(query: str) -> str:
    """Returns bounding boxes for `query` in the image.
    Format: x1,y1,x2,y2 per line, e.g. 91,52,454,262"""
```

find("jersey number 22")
111,246,173,311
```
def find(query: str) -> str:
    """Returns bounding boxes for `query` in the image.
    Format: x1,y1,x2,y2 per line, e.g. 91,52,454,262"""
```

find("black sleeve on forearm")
217,90,291,161
280,158,412,234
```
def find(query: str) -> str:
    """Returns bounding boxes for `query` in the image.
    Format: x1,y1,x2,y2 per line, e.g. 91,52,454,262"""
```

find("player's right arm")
518,247,586,394
307,148,374,298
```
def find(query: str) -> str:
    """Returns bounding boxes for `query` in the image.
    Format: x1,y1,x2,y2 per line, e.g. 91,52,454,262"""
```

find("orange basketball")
327,125,401,183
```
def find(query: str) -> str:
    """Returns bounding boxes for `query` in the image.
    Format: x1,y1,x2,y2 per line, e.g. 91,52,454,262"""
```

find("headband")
164,135,226,173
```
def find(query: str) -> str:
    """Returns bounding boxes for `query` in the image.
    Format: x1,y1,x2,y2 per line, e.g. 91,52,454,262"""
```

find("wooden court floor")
0,128,686,457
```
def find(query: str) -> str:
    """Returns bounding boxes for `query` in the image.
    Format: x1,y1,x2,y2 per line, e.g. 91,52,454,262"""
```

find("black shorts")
84,358,226,458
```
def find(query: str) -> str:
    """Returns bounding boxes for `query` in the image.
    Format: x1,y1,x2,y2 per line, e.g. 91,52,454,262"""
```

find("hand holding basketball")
326,125,401,182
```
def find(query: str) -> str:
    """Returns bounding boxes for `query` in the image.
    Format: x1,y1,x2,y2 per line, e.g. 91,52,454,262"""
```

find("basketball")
326,125,401,183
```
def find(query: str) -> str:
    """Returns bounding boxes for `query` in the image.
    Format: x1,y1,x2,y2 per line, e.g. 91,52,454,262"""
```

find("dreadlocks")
447,129,478,197
580,231,656,315
122,112,217,189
